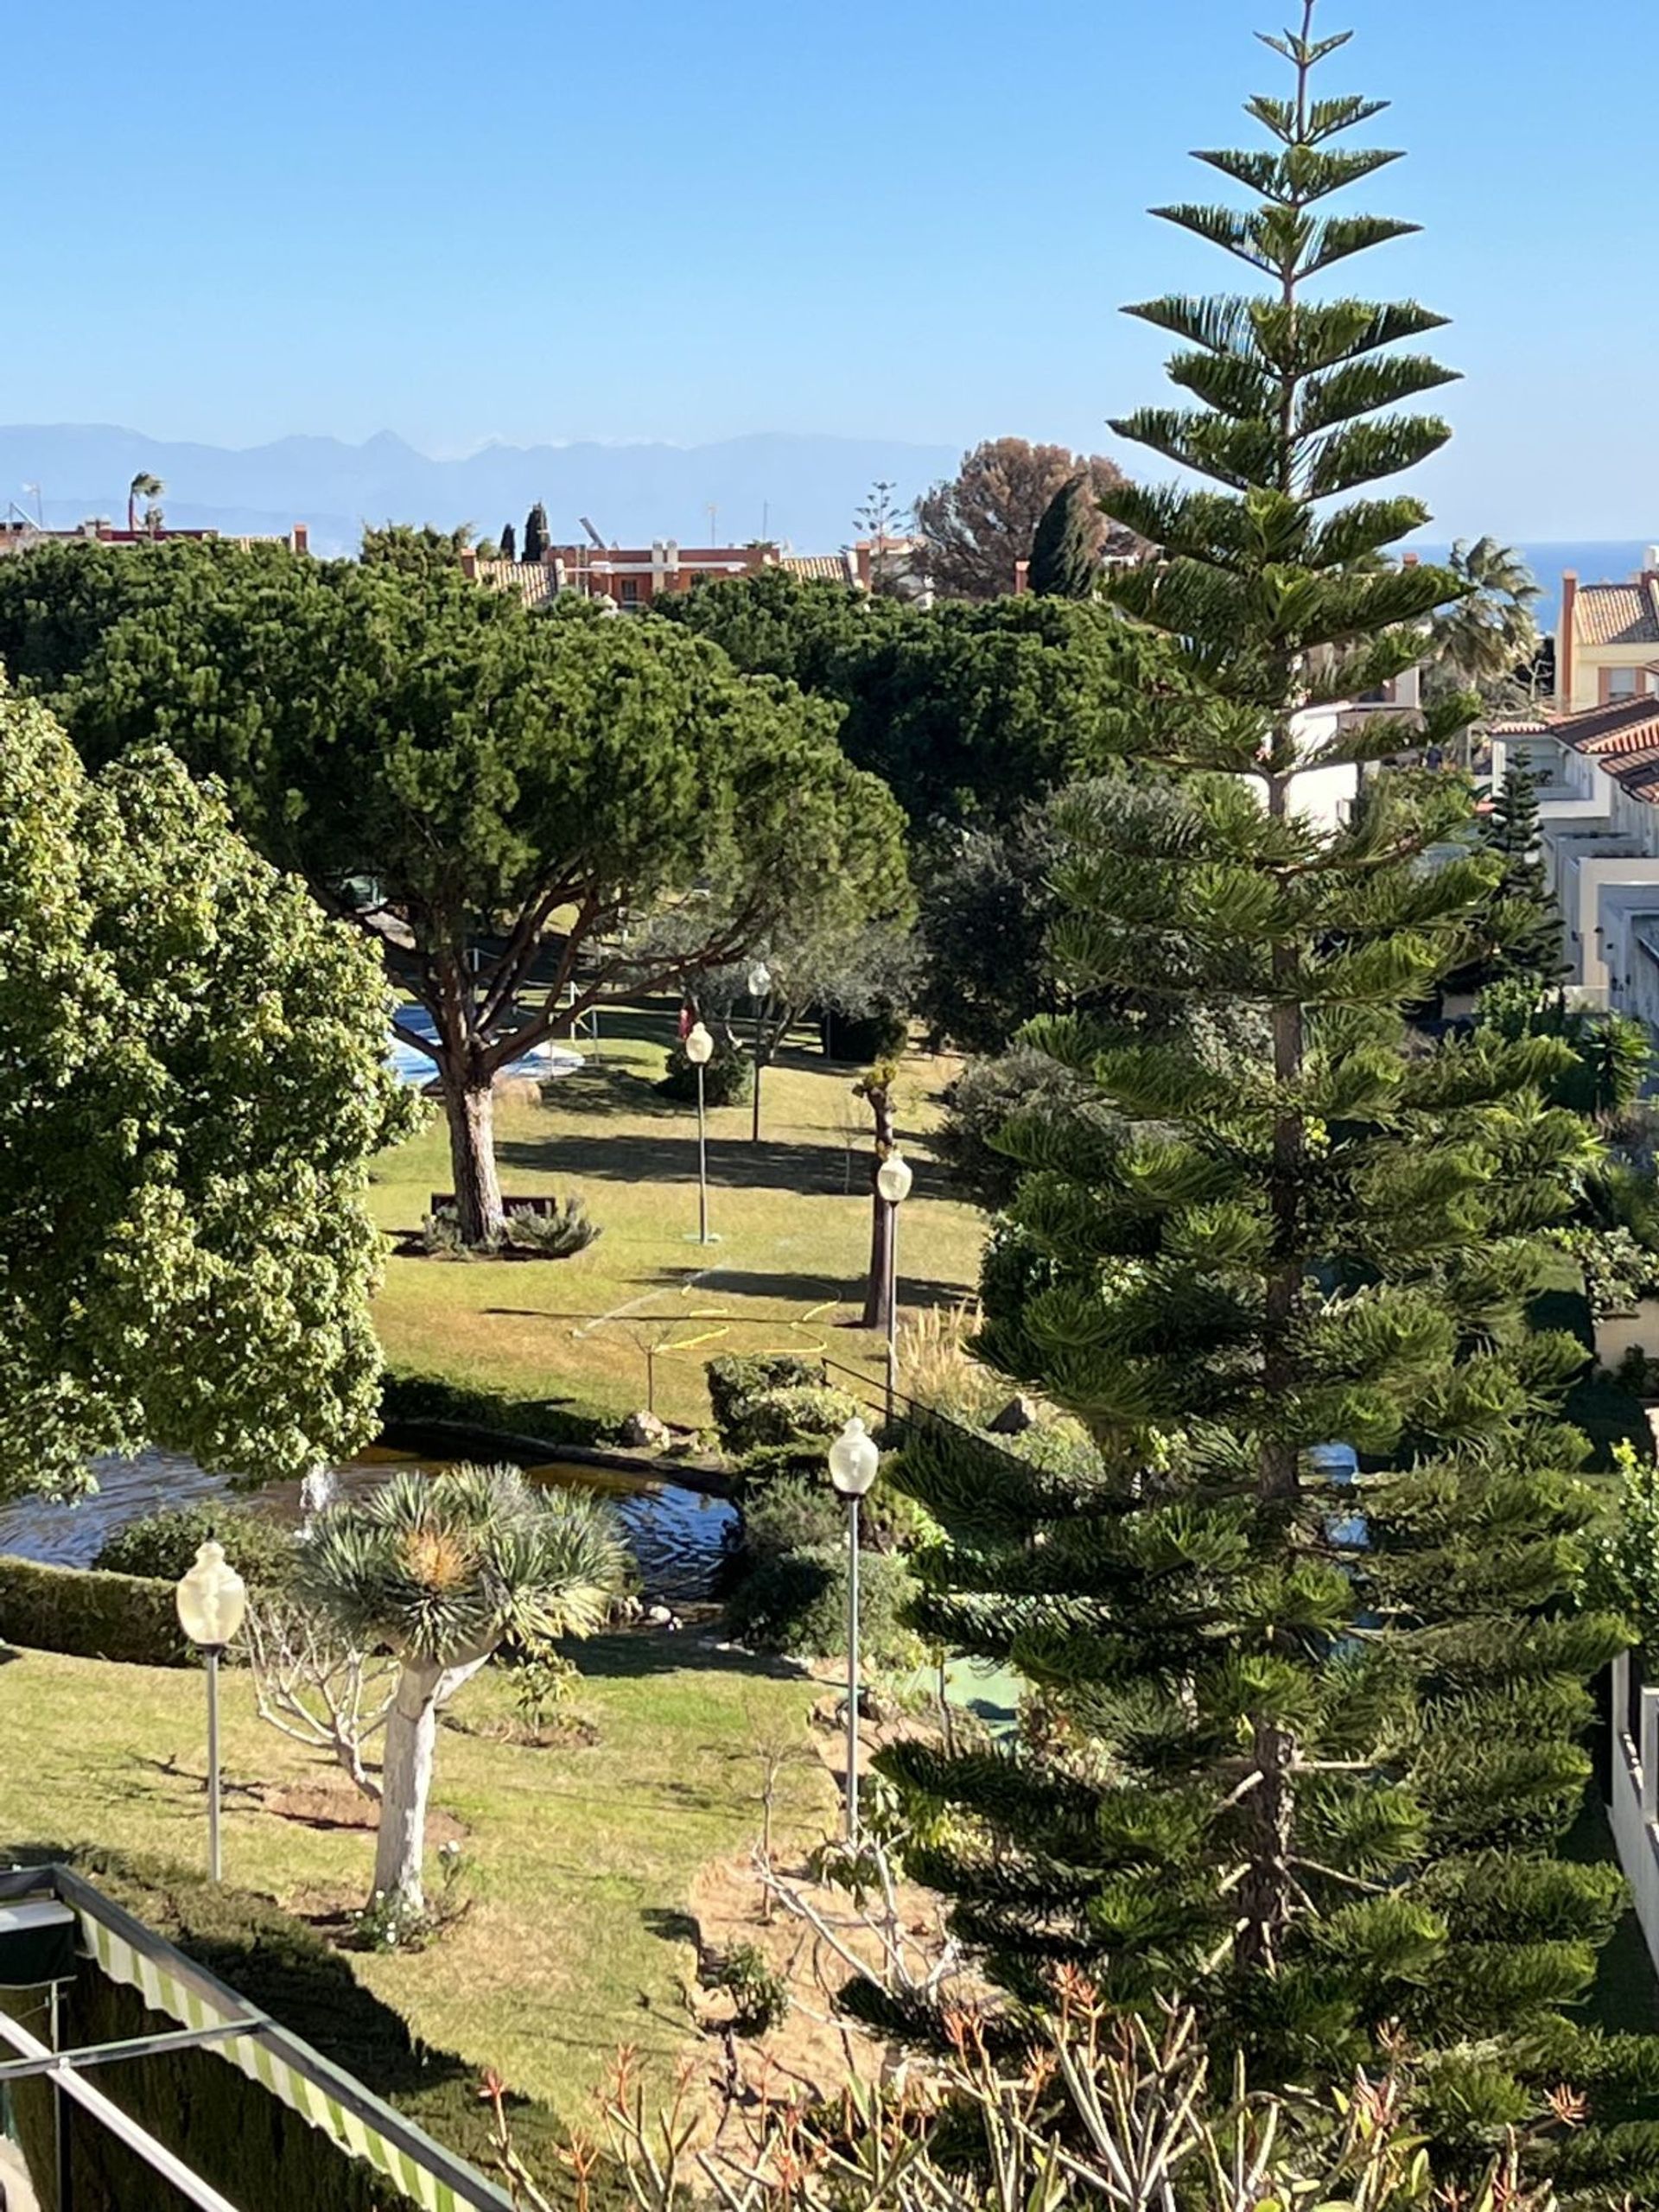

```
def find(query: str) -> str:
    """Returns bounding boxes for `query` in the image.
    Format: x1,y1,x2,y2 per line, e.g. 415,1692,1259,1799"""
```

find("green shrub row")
94,1501,298,1590
379,1364,626,1448
0,1554,192,1667
725,1545,918,1665
704,1352,824,1442
5,1845,589,2211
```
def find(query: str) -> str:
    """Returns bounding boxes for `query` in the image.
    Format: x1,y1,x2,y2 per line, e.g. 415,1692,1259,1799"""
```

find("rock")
987,1395,1040,1435
621,1408,672,1448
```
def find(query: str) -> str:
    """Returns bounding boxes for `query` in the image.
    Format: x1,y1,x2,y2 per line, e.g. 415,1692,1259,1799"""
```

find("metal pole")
52,1980,72,2212
751,998,766,1143
885,1198,899,1424
696,1062,709,1244
846,1494,861,1842
206,1648,223,1884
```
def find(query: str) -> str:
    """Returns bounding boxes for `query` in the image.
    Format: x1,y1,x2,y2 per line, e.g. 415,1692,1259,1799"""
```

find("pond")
0,1447,735,1611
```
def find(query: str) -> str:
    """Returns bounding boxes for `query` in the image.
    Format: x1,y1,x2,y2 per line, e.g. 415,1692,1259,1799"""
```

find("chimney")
1013,557,1031,595
459,548,478,581
1560,571,1578,712
1402,550,1419,567
291,522,309,556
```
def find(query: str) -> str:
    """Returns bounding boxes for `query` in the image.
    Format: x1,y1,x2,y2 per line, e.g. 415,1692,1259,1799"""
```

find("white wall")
1606,1654,1659,1975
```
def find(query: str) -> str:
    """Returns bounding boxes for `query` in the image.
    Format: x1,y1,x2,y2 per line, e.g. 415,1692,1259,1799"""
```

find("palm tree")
127,471,164,534
1424,536,1541,708
301,1465,628,1908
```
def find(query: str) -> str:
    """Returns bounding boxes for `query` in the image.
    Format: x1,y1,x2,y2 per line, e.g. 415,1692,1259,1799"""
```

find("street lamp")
175,1541,247,1883
683,1020,717,1245
828,1415,880,1841
747,962,772,1145
875,1148,912,1420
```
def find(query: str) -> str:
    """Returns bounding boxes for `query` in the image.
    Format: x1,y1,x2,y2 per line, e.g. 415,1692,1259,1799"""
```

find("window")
619,578,640,607
1607,666,1638,699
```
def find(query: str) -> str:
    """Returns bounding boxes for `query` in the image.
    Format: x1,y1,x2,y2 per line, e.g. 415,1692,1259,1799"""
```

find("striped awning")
2,1866,513,2212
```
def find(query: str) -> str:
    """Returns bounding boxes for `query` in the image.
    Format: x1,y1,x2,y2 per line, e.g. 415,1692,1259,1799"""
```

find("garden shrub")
704,1352,823,1443
422,1198,601,1259
728,1382,861,1459
741,1477,845,1561
94,1502,297,1591
658,1034,752,1105
725,1544,918,1664
0,1555,190,1665
712,1941,790,2034
4,1845,581,2211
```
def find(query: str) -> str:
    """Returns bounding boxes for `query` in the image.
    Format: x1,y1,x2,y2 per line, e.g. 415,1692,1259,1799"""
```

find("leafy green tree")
880,11,1659,2180
523,501,550,563
6,543,906,1246
914,438,1132,601
1027,474,1101,599
916,804,1065,1053
359,520,474,573
662,572,1172,830
0,681,415,1504
302,1465,626,1907
1426,537,1542,709
126,471,163,533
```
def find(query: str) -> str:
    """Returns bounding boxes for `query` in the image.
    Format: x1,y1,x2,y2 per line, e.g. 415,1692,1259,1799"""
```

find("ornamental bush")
704,1353,824,1443
726,1544,917,1664
658,1035,752,1106
95,1503,298,1591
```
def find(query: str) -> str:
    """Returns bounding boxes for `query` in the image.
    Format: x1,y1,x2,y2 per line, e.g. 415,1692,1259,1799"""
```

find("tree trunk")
860,1079,898,1330
443,1075,504,1248
372,1655,490,1908
1236,1716,1295,1971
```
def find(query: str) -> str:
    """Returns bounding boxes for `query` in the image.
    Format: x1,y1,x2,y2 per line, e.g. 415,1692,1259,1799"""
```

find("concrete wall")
1594,1301,1659,1370
1607,1654,1659,1976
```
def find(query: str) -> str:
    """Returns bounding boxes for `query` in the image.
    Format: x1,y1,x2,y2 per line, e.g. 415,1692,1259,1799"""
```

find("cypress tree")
500,519,517,563
1027,474,1098,599
883,6,1659,2186
523,502,549,564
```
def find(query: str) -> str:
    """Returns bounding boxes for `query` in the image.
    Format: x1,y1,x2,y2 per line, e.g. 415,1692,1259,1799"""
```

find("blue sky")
12,0,1656,534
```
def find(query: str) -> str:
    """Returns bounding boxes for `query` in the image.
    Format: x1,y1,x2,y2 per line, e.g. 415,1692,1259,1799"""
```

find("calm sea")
1408,543,1654,632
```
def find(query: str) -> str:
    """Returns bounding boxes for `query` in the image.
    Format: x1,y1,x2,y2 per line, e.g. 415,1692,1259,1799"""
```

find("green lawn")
371,1007,988,1427
0,1635,830,2126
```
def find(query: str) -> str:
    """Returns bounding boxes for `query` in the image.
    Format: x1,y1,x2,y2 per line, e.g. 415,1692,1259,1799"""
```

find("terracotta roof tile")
474,559,561,610
780,553,854,583
1574,579,1659,646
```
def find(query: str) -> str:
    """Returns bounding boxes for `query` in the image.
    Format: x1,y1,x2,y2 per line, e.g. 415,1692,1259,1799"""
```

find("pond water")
0,1447,735,1610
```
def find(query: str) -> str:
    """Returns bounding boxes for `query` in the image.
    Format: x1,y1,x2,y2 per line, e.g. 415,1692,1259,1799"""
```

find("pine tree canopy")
880,8,1658,2188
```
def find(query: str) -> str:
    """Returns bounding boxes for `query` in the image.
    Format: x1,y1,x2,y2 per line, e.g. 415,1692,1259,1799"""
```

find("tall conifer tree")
523,501,549,564
884,8,1659,2186
500,519,517,562
1028,474,1098,599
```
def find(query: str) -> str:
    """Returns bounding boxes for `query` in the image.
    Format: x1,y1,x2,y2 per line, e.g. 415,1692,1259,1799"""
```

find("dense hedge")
0,1555,191,1666
725,1545,917,1664
379,1364,625,1448
94,1502,298,1591
5,1845,587,2212
704,1353,824,1442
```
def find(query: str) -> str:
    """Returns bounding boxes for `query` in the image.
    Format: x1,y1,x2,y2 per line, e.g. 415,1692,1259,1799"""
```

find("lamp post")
747,962,772,1144
174,1541,247,1883
875,1149,912,1421
683,1020,716,1244
828,1416,880,1841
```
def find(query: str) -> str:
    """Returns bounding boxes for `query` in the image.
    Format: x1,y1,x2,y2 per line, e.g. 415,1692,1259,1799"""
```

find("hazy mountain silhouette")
0,425,960,558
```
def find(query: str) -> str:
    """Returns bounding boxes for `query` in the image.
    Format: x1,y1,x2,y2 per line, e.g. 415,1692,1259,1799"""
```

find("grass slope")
370,1008,987,1426
0,1635,830,2126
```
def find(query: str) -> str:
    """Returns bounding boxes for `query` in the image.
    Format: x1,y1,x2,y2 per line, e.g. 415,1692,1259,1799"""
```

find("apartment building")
1557,556,1659,711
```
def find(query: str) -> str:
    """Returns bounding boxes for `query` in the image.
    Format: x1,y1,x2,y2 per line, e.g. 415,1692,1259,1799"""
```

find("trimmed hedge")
726,1545,917,1665
379,1364,625,1448
704,1353,824,1443
94,1502,298,1591
5,1845,588,2211
0,1554,191,1666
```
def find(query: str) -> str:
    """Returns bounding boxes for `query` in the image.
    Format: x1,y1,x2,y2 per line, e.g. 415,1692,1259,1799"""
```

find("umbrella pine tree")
882,6,1659,2183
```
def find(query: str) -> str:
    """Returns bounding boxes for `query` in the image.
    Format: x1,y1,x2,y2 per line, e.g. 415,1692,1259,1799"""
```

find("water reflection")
0,1447,734,1610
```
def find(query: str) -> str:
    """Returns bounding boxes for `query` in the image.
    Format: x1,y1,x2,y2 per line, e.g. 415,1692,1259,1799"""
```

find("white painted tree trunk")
373,1653,491,1908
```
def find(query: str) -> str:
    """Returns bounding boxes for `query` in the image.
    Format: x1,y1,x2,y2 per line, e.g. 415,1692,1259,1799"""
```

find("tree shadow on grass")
572,1630,806,1685
698,1268,970,1313
495,1129,860,1198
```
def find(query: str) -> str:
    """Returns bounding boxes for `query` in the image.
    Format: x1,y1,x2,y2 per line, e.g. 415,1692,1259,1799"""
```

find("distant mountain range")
0,425,963,560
